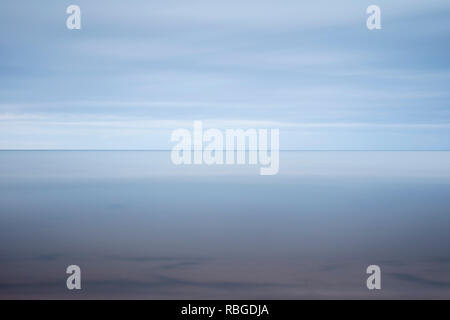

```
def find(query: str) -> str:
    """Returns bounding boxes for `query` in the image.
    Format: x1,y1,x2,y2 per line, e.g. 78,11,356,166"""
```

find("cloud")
390,273,450,288
107,255,208,271
2,112,450,129
1,1,450,149
34,253,63,261
81,275,296,292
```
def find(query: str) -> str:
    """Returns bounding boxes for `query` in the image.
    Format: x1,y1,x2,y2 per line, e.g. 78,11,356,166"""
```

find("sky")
0,0,450,150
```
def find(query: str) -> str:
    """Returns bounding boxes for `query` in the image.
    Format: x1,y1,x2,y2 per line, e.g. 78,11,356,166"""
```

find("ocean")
0,151,449,298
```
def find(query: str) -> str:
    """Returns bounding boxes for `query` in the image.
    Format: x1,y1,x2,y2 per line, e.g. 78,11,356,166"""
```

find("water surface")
0,151,449,299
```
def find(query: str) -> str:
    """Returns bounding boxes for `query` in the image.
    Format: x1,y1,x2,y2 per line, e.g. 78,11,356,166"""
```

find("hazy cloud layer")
1,1,450,149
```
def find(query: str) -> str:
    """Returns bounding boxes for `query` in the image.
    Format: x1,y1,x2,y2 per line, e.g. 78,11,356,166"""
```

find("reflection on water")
0,151,450,299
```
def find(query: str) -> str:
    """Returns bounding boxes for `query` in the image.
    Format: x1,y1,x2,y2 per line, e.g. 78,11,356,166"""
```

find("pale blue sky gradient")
0,0,449,149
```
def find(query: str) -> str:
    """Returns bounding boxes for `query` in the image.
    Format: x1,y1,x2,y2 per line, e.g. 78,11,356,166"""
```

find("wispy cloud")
1,0,450,149
390,273,450,288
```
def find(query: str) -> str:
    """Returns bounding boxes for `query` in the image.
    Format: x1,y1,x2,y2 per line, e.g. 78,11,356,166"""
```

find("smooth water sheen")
0,151,450,299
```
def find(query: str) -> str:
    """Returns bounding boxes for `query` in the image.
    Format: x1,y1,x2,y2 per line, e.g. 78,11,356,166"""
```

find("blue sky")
0,0,450,149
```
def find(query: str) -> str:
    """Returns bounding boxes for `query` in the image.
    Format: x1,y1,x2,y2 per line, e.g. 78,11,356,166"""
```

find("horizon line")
1,149,450,152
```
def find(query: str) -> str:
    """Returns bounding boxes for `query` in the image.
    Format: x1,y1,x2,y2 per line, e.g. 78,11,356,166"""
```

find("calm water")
0,151,450,299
